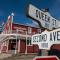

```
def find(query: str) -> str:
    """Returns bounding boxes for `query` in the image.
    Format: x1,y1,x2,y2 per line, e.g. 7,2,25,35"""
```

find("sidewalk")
0,54,37,60
0,53,12,60
0,54,59,60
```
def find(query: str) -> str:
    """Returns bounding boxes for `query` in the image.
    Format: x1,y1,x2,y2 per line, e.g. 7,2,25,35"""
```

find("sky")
0,0,60,30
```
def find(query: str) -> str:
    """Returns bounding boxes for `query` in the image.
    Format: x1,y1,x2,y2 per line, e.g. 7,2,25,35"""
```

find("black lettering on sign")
50,33,52,41
53,32,56,41
41,34,47,42
45,14,47,21
52,19,56,26
39,11,41,19
41,12,44,20
39,35,42,42
50,32,57,41
48,17,50,23
55,20,56,26
45,15,50,23
36,10,41,19
33,36,37,42
50,31,60,41
36,10,51,23
57,31,60,40
44,34,47,41
42,34,47,41
36,10,39,18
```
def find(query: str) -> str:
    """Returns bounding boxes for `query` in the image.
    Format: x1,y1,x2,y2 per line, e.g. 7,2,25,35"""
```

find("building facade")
0,15,60,55
0,16,41,54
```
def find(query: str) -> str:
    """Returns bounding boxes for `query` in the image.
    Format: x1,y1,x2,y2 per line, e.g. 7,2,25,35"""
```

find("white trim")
0,34,32,42
27,45,33,46
6,40,9,52
18,40,20,53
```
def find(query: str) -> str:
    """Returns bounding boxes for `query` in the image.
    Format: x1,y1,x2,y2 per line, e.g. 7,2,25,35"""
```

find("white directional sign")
28,4,60,30
32,28,60,49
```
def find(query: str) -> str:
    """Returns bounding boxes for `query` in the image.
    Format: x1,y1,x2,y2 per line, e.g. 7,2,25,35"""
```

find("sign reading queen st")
32,28,60,49
28,4,60,30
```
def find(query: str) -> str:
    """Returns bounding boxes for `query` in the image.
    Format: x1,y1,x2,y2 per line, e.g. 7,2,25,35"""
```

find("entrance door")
8,39,17,53
20,40,26,53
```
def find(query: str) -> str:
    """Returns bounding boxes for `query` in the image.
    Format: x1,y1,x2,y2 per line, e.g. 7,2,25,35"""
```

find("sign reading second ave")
32,28,60,49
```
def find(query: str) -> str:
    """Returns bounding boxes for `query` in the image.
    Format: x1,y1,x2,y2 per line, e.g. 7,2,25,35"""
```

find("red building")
0,15,41,54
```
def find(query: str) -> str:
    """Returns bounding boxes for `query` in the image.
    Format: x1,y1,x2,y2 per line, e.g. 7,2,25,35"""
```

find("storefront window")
27,40,32,46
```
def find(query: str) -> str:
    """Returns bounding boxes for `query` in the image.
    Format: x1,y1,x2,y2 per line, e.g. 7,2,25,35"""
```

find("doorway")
8,39,18,54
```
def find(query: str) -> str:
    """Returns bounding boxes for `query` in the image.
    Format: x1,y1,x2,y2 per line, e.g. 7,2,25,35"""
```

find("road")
0,54,37,60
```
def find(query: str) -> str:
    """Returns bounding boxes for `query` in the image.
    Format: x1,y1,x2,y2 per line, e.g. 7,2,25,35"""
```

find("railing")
12,30,37,35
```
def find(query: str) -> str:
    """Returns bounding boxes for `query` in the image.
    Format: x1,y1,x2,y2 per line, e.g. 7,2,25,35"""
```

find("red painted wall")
33,45,39,53
1,46,7,53
20,40,26,53
12,23,40,35
12,23,40,53
27,46,33,53
51,44,60,51
1,41,8,53
27,45,39,53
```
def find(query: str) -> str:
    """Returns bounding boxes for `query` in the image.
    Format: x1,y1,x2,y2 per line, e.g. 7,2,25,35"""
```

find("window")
27,40,32,46
28,27,32,34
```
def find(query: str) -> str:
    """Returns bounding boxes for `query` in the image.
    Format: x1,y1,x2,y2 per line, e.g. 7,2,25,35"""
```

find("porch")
0,34,39,54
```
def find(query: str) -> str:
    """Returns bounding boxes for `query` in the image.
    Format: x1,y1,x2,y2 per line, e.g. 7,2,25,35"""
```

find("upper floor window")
28,27,32,34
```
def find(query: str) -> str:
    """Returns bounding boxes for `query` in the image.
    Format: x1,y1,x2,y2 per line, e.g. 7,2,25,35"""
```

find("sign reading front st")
27,4,60,30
